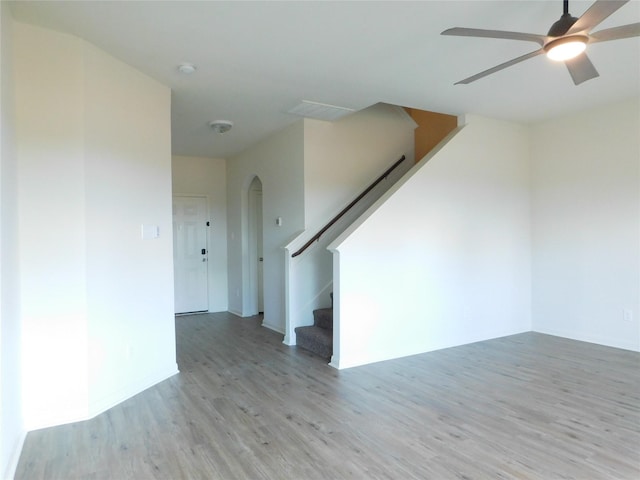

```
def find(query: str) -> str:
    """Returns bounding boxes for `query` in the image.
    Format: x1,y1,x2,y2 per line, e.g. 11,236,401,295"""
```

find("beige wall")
303,103,415,231
83,41,176,415
531,99,640,351
15,21,90,429
172,155,228,312
226,121,305,331
1,4,25,479
330,115,532,368
15,22,177,430
285,103,416,344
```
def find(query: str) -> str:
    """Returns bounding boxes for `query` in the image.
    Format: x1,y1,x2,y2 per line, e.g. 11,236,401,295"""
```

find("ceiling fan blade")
454,49,544,85
589,22,640,42
442,27,547,46
565,52,599,85
567,0,629,35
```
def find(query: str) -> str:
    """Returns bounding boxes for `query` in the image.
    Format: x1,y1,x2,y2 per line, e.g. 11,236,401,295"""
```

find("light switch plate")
141,224,160,240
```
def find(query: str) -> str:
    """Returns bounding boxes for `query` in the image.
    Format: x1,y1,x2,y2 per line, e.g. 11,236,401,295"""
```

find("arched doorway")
247,176,264,315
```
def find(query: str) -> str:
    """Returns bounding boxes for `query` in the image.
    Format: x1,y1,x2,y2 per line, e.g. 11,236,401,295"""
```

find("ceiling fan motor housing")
548,13,579,37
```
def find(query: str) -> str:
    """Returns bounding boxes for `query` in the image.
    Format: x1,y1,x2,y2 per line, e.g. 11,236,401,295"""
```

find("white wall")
15,22,90,429
0,5,25,479
284,104,415,344
83,43,177,415
329,115,532,369
172,155,228,312
15,22,177,430
227,105,415,338
227,122,305,332
303,104,415,230
531,99,640,351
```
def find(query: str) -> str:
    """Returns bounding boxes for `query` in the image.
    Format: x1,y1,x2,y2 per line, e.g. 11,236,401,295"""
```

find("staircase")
295,293,333,359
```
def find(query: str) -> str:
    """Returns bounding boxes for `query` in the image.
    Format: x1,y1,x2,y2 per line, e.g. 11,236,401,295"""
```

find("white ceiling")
10,0,640,158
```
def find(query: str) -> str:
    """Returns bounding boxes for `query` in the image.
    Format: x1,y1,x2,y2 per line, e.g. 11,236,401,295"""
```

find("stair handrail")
291,154,406,258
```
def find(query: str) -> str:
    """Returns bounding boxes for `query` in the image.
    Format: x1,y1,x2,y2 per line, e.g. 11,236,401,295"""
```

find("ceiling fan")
441,0,640,85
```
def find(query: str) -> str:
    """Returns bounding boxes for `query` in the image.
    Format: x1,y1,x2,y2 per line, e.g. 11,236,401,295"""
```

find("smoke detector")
209,120,233,134
177,63,196,74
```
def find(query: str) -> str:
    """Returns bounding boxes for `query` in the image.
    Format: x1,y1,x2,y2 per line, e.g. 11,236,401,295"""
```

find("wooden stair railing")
291,155,406,258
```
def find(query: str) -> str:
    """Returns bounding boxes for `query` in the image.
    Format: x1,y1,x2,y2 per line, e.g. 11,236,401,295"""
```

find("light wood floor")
16,312,640,479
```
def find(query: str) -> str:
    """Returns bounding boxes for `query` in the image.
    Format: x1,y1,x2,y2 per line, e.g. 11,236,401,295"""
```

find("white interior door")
173,196,208,314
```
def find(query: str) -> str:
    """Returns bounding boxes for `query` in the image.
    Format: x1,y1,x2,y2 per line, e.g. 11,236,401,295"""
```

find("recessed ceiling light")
177,63,197,74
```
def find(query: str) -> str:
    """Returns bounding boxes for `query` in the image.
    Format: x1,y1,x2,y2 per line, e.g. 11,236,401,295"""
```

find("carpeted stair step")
295,325,332,359
313,307,333,330
295,292,334,359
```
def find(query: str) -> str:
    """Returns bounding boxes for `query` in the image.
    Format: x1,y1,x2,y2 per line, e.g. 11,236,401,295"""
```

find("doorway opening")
247,176,264,315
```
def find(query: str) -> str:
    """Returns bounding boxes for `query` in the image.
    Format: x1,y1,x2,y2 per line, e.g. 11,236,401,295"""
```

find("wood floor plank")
15,312,640,479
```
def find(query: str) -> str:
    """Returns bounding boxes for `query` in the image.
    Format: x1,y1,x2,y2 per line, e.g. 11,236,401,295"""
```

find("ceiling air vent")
287,100,355,121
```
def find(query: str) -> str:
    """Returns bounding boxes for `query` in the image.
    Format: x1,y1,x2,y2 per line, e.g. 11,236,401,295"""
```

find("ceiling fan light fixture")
442,0,638,85
545,35,588,61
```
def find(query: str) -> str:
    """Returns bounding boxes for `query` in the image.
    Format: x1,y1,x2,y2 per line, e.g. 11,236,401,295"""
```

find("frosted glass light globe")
546,37,587,61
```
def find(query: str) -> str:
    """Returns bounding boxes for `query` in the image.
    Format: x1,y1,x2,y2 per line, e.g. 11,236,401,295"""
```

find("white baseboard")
25,364,180,433
3,429,27,480
262,321,284,335
88,364,179,419
328,354,340,370
24,406,91,432
228,308,243,317
533,327,640,352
